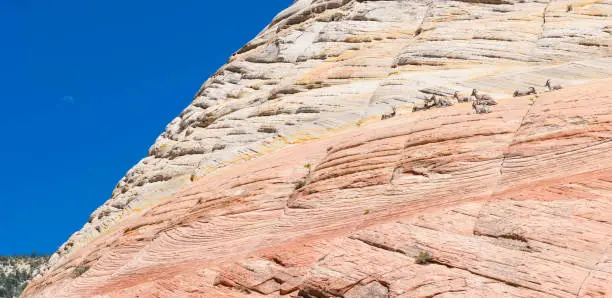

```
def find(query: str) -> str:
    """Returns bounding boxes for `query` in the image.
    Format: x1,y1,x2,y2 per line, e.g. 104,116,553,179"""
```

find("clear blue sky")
0,1,292,256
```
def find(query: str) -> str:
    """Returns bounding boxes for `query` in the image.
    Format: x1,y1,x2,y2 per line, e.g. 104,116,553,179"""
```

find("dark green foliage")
295,180,306,190
0,254,48,298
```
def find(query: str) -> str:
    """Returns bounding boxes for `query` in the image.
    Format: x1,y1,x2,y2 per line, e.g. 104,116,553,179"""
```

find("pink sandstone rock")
24,80,612,297
45,0,612,269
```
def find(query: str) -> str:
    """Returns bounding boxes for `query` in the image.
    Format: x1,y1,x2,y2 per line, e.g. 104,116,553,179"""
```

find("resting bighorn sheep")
472,89,497,105
381,106,397,120
436,97,455,107
513,87,537,97
479,99,498,106
472,89,494,101
472,102,492,114
428,95,455,107
545,79,562,91
413,96,437,112
412,104,427,112
454,91,475,103
425,95,437,108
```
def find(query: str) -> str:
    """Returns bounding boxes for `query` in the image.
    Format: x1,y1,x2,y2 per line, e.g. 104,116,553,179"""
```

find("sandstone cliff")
25,0,611,297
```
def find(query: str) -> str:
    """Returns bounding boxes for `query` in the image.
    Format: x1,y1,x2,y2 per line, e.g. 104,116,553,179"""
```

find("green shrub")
294,180,306,190
415,251,433,264
71,265,90,278
0,254,48,297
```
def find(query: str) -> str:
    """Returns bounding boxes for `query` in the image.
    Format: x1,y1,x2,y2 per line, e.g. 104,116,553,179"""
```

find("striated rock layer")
27,0,611,296
26,81,612,297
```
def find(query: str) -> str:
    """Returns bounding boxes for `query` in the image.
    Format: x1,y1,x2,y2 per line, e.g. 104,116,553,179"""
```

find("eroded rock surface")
25,79,612,297
27,0,611,296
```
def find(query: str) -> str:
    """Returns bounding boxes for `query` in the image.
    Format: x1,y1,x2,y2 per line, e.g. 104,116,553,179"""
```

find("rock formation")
25,0,611,297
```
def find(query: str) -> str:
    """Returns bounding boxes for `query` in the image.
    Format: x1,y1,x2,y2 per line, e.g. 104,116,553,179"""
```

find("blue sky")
0,1,292,256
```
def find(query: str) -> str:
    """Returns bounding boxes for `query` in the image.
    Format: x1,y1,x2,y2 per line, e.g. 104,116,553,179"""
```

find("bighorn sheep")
479,99,498,106
454,91,475,103
436,97,455,107
412,104,428,112
381,106,397,120
472,89,494,101
513,87,537,97
472,89,498,105
545,79,562,91
428,94,455,107
425,95,437,108
472,102,492,114
413,95,437,113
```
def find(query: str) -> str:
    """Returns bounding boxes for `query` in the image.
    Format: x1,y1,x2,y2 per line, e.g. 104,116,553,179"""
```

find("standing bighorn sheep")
545,79,562,91
513,87,537,97
381,106,397,120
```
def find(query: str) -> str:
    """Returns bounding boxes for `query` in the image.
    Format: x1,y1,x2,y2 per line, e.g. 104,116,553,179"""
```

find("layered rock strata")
27,0,612,296
25,79,612,297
